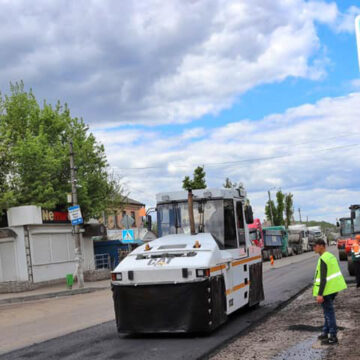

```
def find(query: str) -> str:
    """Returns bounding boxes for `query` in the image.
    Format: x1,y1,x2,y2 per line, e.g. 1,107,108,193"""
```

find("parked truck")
344,205,360,276
288,224,310,254
308,226,327,250
248,218,264,248
262,226,289,260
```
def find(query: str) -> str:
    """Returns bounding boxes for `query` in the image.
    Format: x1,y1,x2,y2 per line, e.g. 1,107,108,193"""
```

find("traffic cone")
270,255,274,266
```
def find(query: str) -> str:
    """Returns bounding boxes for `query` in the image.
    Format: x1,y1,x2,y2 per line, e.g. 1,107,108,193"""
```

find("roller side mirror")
245,205,254,225
146,215,152,232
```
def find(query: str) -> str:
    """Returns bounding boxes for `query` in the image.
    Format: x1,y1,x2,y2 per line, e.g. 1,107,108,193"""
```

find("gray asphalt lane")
1,252,346,360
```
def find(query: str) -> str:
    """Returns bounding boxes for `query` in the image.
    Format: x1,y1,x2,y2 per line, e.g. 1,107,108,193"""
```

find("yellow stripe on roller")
210,264,226,273
232,255,262,267
226,281,250,295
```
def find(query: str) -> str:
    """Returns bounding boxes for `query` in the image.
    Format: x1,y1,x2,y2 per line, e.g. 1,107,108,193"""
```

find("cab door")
232,201,250,309
222,199,238,313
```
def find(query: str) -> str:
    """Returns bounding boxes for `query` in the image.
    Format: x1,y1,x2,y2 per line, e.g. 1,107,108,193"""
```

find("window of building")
131,211,136,226
236,202,246,247
224,200,237,249
122,210,126,217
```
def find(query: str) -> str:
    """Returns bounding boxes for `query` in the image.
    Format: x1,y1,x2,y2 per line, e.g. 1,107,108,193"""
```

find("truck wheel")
348,257,355,276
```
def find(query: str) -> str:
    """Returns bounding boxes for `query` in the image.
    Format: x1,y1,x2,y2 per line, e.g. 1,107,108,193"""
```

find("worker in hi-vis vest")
313,238,347,345
351,235,360,288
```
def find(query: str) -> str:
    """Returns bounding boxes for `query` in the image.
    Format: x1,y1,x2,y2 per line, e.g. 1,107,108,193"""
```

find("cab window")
224,200,237,249
236,202,246,247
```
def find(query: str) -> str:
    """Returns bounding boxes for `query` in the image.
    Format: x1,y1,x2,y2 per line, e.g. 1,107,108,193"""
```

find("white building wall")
28,225,95,283
2,206,95,285
7,206,42,227
0,238,16,281
2,226,29,282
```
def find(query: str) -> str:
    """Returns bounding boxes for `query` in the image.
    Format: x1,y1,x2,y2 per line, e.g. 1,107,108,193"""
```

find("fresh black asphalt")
1,252,349,360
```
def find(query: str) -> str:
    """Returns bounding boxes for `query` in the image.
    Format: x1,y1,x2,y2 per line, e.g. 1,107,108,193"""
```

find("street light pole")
69,140,84,288
268,190,274,226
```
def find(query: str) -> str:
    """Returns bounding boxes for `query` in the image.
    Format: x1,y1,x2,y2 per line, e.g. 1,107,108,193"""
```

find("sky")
1,0,360,223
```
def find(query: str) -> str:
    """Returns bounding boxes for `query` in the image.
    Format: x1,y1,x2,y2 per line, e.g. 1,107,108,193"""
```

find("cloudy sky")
1,0,360,222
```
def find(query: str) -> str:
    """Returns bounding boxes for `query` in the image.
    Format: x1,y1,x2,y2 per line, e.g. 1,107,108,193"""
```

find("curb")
0,286,110,306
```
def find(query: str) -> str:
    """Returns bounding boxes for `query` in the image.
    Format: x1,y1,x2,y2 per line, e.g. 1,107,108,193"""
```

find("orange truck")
339,205,360,276
337,217,352,261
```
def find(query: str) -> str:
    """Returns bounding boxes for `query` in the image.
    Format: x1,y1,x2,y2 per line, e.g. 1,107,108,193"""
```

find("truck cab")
248,218,264,249
288,224,310,254
111,188,264,334
337,217,352,261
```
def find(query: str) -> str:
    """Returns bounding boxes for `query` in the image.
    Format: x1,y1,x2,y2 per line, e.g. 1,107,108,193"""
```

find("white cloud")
350,78,360,89
0,0,354,125
334,5,360,33
94,92,360,222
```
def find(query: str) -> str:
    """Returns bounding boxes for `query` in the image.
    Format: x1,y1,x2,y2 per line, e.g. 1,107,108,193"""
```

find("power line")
112,142,360,172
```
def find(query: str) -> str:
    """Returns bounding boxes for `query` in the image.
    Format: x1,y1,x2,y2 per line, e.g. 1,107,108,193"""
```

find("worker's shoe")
318,333,328,340
322,335,338,345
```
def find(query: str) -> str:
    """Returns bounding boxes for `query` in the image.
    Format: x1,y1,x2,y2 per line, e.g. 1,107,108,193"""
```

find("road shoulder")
210,284,359,360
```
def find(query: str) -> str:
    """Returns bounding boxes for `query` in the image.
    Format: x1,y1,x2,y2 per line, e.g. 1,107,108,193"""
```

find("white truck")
288,224,310,254
111,188,264,333
308,226,327,248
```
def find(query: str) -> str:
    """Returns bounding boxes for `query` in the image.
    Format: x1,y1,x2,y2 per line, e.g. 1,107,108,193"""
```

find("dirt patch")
210,284,360,360
325,284,360,360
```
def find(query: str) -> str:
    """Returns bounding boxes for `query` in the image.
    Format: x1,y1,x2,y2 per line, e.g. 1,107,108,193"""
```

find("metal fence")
94,253,111,269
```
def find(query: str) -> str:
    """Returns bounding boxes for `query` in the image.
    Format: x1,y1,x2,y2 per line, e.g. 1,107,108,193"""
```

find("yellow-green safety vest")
313,251,347,296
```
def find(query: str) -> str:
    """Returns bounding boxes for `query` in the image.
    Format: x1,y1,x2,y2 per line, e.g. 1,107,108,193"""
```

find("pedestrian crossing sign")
122,229,135,243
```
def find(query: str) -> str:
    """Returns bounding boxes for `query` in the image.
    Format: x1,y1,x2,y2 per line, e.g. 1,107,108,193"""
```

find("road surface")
0,250,324,360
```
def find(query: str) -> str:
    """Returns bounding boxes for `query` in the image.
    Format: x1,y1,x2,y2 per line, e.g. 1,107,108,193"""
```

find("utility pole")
268,190,274,226
298,208,302,223
188,190,196,235
69,141,84,288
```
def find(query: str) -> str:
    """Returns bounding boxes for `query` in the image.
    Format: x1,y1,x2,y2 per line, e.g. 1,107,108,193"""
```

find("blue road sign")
71,218,83,225
122,229,135,243
68,205,83,225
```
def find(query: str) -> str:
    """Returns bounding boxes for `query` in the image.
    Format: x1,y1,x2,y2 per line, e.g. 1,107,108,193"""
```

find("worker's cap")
314,239,326,246
355,234,360,241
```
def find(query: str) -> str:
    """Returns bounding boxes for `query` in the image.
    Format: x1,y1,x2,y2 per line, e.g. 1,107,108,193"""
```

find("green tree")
274,190,285,225
0,82,124,219
265,190,284,226
265,199,276,224
285,193,294,227
182,166,206,190
104,173,128,217
265,190,294,227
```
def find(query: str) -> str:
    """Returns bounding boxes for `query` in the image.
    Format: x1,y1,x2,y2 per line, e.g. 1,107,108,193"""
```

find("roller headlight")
196,269,210,277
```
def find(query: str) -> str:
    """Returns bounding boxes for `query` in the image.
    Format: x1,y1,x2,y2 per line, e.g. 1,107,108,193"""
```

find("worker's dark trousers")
321,293,337,336
354,261,360,287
